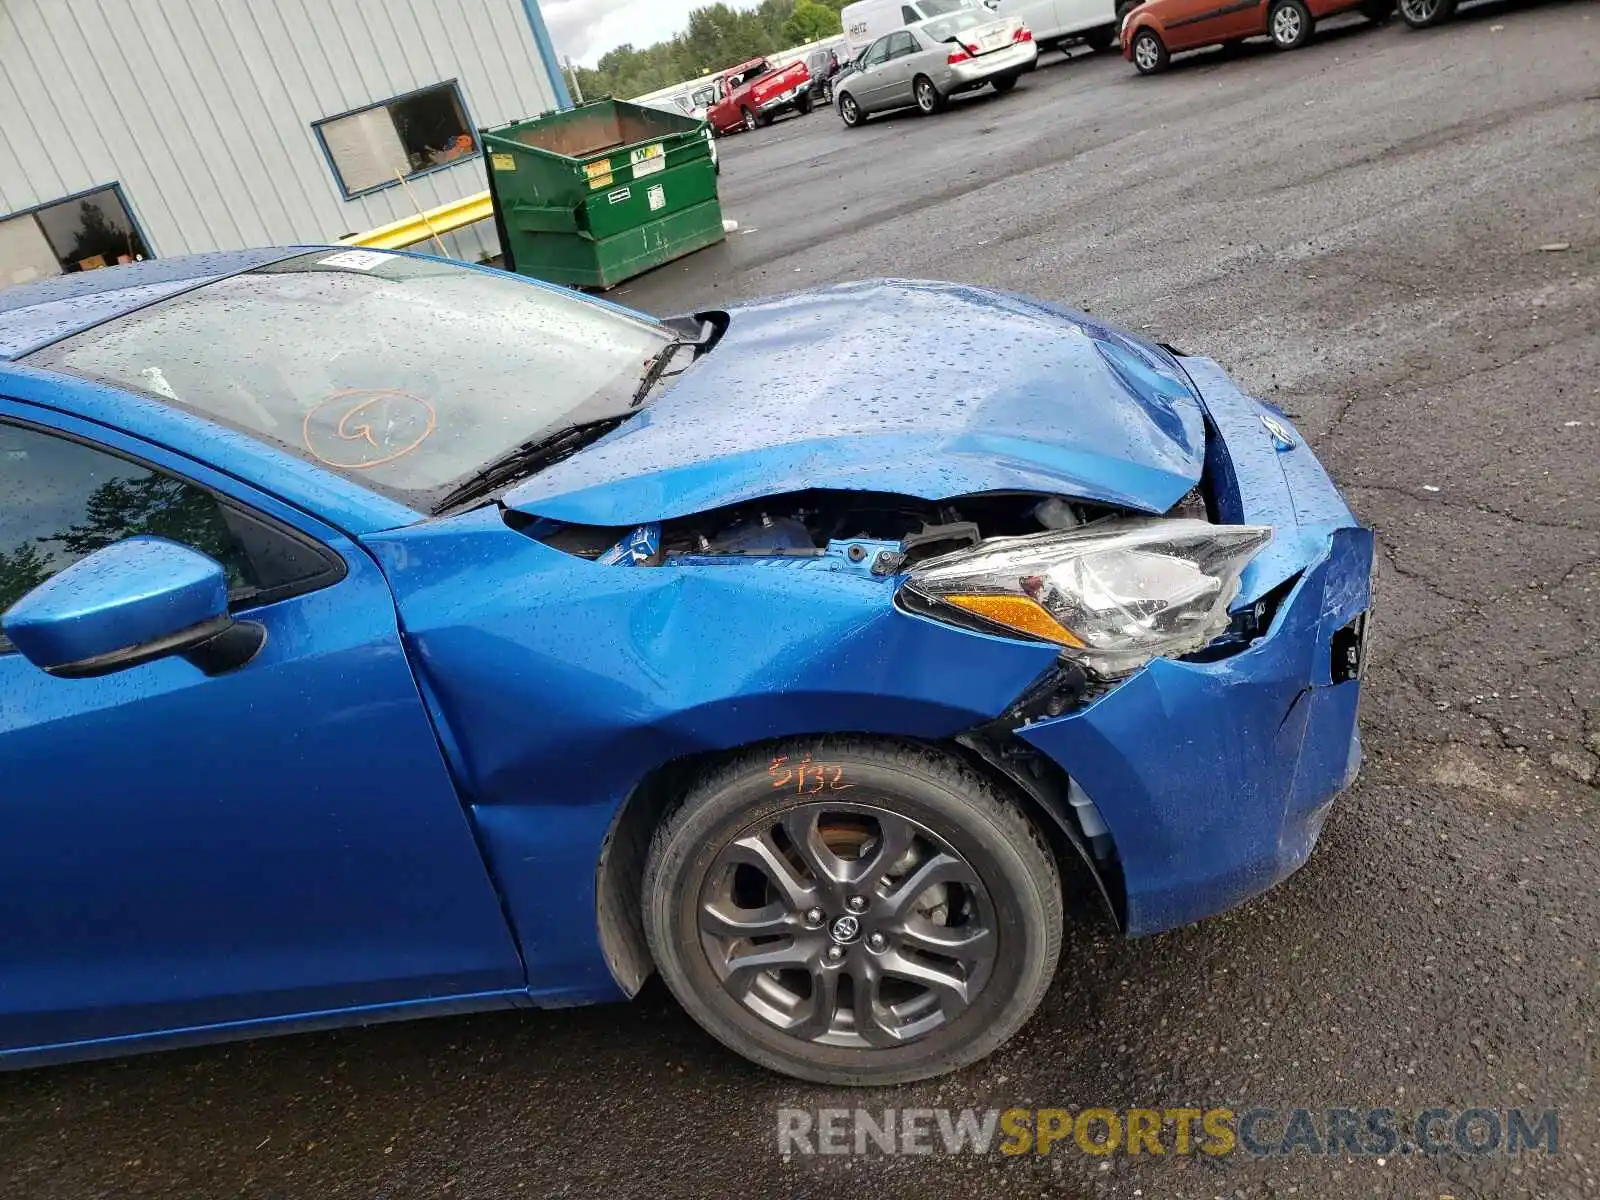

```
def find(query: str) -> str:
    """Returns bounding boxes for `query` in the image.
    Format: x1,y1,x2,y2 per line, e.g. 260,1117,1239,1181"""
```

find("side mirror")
2,536,266,680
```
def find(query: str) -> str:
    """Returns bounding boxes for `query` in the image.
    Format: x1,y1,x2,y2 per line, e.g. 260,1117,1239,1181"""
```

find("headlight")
900,518,1272,678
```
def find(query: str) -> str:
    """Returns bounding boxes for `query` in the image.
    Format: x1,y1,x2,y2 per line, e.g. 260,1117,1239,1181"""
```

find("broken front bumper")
1019,358,1375,937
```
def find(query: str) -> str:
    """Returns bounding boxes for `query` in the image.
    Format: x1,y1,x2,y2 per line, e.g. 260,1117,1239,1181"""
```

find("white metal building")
0,0,570,285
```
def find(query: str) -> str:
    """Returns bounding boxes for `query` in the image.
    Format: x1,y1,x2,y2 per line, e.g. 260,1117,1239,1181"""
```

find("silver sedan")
836,12,1040,127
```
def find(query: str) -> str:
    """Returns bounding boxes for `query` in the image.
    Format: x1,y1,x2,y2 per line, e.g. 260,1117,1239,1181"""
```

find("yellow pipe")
341,191,495,250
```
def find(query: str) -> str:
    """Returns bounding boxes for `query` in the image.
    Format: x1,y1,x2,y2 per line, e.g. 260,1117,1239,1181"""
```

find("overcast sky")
543,0,761,66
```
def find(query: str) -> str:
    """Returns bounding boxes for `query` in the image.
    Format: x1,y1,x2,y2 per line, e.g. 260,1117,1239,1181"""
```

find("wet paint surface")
2,536,226,668
362,508,1061,998
506,280,1208,525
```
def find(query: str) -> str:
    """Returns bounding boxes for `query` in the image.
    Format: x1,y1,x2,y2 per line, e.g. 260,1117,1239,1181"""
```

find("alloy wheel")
1398,0,1440,20
696,802,997,1049
1134,35,1161,70
1272,5,1303,43
916,80,938,113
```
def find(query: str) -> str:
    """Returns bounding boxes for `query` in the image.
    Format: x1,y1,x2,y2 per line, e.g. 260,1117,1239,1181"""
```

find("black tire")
741,107,757,132
1085,23,1119,51
1397,0,1457,26
990,73,1020,94
1115,0,1141,16
913,74,945,114
838,90,864,128
643,739,1063,1086
796,92,814,115
1268,0,1314,49
1130,27,1169,74
1359,0,1393,21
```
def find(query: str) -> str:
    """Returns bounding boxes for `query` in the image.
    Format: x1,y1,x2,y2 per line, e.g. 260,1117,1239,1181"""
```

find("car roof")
0,247,312,361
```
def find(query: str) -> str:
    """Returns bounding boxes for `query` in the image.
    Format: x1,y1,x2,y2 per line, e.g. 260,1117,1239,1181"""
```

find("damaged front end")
508,349,1373,946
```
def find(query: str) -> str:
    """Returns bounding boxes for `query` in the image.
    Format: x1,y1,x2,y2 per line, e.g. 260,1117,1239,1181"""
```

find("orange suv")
1121,0,1392,73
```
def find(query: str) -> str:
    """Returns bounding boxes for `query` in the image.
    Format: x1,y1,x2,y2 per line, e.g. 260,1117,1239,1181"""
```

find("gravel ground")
2,2,1596,1197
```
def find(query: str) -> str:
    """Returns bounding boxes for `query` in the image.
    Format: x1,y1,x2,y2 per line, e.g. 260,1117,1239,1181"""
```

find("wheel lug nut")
826,945,844,962
867,932,886,952
804,907,825,927
846,896,868,914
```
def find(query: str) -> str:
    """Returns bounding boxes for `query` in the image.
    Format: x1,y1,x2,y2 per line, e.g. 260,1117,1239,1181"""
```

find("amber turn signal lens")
942,594,1086,647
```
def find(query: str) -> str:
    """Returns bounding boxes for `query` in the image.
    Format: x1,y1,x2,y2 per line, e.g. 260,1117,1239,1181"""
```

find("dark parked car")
805,47,844,102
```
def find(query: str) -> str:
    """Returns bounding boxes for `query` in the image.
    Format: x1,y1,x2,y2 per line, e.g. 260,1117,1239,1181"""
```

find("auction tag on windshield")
608,186,632,205
317,250,391,271
631,143,666,178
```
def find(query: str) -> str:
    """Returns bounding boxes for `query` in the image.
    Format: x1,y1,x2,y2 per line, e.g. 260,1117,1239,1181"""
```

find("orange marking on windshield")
303,389,437,470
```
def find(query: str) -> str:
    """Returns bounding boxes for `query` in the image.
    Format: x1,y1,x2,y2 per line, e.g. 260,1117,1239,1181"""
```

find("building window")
314,82,478,199
0,185,151,286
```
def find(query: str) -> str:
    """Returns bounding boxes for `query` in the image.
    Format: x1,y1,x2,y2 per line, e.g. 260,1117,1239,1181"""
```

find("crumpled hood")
505,280,1206,525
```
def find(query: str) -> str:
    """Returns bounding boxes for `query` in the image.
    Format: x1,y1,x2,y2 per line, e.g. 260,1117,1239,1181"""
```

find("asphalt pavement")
2,3,1596,1197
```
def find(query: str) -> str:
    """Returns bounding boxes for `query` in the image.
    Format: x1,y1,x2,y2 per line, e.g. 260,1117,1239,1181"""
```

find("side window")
902,4,920,20
864,38,893,67
0,422,339,651
890,32,920,56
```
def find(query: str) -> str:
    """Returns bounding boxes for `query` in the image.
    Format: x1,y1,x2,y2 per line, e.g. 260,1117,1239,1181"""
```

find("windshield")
923,10,990,38
27,251,674,509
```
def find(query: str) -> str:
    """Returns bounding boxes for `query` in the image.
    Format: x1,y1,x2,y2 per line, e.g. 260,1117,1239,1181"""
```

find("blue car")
0,249,1372,1085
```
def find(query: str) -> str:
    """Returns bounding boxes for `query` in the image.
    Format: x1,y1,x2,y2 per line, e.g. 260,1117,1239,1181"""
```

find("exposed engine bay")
524,487,1214,572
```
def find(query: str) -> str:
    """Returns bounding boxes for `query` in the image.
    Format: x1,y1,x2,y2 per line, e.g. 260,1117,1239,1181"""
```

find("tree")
574,1,840,100
47,474,248,589
784,0,842,44
0,540,53,615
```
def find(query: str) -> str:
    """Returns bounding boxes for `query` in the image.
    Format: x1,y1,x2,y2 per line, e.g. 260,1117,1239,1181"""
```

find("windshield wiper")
431,415,632,515
630,340,695,408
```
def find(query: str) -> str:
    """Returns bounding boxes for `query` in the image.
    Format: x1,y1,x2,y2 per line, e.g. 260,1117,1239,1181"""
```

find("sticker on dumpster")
608,187,632,205
648,184,666,212
317,250,391,271
589,172,615,190
491,153,516,171
585,159,613,182
631,144,666,178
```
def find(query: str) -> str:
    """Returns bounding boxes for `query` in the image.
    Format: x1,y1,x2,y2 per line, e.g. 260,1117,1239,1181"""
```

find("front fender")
363,509,1059,1002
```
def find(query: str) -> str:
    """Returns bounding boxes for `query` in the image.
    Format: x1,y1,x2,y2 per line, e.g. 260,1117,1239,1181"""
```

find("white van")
839,0,985,59
988,0,1122,50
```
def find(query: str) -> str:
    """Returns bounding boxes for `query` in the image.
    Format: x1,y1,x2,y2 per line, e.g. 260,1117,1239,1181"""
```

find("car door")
852,35,897,109
993,0,1064,38
1162,0,1252,48
707,77,735,131
1046,0,1116,36
877,31,924,108
0,405,526,1060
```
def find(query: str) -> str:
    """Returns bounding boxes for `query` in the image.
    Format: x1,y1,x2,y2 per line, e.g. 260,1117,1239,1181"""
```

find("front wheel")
1130,28,1169,74
1397,0,1457,26
1268,0,1314,49
838,91,864,128
1085,23,1119,51
742,107,759,132
990,73,1020,95
643,740,1064,1086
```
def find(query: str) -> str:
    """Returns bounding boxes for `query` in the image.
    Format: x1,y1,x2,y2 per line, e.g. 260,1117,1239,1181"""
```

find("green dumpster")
482,99,724,290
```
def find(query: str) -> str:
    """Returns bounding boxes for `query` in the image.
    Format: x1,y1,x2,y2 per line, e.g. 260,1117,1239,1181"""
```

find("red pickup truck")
706,57,813,134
